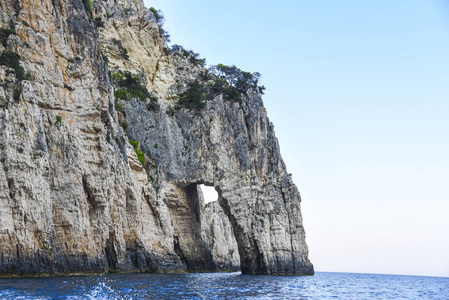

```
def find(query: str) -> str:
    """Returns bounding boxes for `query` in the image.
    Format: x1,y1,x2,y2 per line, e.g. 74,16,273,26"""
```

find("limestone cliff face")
0,0,313,276
200,195,240,272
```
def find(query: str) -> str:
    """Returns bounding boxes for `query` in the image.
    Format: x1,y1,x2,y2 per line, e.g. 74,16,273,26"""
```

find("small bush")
0,50,29,81
129,140,139,148
0,27,15,47
13,88,21,101
94,17,104,28
171,45,205,66
148,174,154,183
115,101,124,112
120,47,129,60
150,7,170,43
129,140,145,166
147,100,160,112
120,121,127,130
101,52,109,66
177,80,206,110
149,7,161,21
106,12,113,19
165,106,175,117
56,115,62,124
222,86,242,103
114,88,129,100
196,58,206,67
146,94,160,111
82,0,93,17
158,26,170,43
153,143,158,149
135,149,145,166
111,38,129,60
111,72,124,81
111,38,121,46
112,72,150,101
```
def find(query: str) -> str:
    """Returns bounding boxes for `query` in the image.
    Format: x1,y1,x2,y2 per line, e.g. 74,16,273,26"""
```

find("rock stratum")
0,0,313,276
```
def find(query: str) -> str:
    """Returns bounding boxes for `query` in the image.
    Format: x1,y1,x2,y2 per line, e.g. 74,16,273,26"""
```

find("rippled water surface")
0,272,447,299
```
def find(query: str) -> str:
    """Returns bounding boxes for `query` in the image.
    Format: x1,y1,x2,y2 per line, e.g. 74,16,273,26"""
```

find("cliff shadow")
163,183,217,272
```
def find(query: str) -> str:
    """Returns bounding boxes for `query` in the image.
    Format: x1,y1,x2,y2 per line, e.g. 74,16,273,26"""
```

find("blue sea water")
0,271,447,299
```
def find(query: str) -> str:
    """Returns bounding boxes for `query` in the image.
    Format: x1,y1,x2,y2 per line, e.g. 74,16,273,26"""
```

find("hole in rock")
199,184,218,204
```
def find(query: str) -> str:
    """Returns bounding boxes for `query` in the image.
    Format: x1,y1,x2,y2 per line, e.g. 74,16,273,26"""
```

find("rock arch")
0,0,313,276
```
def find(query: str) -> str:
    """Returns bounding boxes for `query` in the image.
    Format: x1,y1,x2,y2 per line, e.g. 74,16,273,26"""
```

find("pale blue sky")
144,0,449,277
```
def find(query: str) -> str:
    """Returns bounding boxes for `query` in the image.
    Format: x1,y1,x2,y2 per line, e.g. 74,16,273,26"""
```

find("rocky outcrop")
0,0,313,276
200,191,240,272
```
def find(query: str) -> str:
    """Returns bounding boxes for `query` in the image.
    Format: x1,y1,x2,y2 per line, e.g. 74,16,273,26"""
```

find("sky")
144,0,449,278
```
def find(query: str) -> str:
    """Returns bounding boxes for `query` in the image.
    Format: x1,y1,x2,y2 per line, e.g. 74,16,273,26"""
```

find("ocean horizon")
0,271,447,299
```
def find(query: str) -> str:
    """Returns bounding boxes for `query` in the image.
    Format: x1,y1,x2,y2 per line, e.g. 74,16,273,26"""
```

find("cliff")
0,0,313,276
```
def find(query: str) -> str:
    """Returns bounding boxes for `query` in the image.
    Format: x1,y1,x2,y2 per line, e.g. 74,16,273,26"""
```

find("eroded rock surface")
0,0,313,276
200,190,240,272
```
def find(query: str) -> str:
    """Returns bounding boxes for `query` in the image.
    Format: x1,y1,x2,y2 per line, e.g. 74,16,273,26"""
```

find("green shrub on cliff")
82,0,93,17
111,72,124,81
150,7,170,43
177,80,206,110
129,140,145,166
0,50,29,81
83,0,93,15
115,101,124,112
94,17,104,28
101,52,109,67
147,94,160,111
114,88,129,100
170,44,206,67
111,38,129,60
120,72,150,100
211,64,265,95
0,27,15,47
112,71,151,101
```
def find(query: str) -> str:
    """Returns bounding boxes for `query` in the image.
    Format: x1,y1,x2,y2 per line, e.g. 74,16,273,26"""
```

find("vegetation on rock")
101,51,109,66
171,44,206,67
82,0,93,17
150,7,170,43
0,50,29,81
129,140,145,166
112,71,151,101
111,38,129,60
211,64,265,95
114,101,124,112
94,17,104,28
147,94,160,111
13,87,21,101
177,80,207,110
0,27,15,47
177,64,265,109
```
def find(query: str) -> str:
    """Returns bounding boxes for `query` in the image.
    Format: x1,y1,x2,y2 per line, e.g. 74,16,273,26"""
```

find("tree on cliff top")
210,64,265,94
150,7,170,43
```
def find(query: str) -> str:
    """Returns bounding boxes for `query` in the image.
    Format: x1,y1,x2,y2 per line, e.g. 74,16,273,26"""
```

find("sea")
0,271,447,299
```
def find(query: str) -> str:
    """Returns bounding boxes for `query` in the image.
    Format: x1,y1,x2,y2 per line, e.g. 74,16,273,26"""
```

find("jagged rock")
200,188,240,272
0,0,313,276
